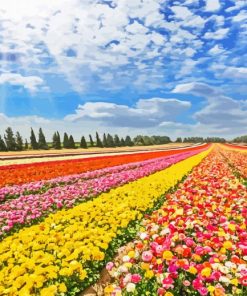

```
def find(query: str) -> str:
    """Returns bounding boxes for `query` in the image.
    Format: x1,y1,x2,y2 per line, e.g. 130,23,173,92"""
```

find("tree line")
233,135,247,143
0,127,228,152
0,127,171,151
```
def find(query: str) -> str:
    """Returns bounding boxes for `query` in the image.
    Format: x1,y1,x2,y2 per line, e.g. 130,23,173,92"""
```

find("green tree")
52,132,61,149
4,127,16,151
125,135,134,146
114,134,121,147
0,135,7,151
16,132,23,151
96,132,103,148
89,134,94,147
103,133,108,147
80,136,87,148
120,137,125,147
175,137,182,143
63,132,70,148
30,128,39,150
38,128,48,150
24,139,29,150
69,135,76,149
106,133,115,147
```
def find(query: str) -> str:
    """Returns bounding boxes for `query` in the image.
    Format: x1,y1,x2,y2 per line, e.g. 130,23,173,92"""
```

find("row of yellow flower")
0,149,211,296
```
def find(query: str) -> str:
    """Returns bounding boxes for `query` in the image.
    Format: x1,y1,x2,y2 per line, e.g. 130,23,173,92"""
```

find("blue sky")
0,0,246,140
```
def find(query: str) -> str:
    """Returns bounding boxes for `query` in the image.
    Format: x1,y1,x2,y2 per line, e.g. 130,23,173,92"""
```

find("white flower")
122,255,130,262
126,283,136,292
139,232,148,240
118,266,128,273
219,276,230,283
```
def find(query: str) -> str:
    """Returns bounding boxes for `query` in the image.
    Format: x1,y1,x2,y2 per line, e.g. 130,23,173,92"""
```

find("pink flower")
192,278,203,290
198,287,208,296
183,280,191,287
157,288,166,295
131,274,142,284
162,277,174,289
106,262,114,271
142,251,153,262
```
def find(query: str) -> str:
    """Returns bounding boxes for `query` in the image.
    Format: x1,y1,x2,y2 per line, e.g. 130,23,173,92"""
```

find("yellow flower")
188,266,198,275
165,292,174,296
228,224,236,231
128,251,135,258
230,278,239,286
141,263,150,270
163,250,173,261
201,267,211,277
55,283,66,293
145,270,154,278
223,241,233,249
40,285,57,296
207,286,215,293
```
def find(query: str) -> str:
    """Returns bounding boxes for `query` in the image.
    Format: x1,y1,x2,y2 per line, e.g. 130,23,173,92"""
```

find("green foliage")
125,135,134,146
52,132,62,149
80,136,87,149
95,132,103,148
63,132,70,148
24,139,29,150
15,132,23,151
30,128,39,150
103,133,108,147
232,135,247,143
175,137,182,143
114,134,121,147
106,133,115,147
4,127,17,151
38,128,48,150
68,135,76,149
0,135,7,151
89,134,94,147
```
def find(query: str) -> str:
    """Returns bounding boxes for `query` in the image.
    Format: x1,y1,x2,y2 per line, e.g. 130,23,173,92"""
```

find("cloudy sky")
0,0,246,140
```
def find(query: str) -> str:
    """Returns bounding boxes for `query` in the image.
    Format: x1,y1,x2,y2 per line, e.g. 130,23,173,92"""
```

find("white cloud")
172,82,247,134
171,6,192,19
208,44,225,55
0,73,45,92
205,0,221,12
204,28,229,40
65,98,191,128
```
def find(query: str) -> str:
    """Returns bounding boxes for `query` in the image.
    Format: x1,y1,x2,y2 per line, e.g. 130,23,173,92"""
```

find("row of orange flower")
0,145,208,188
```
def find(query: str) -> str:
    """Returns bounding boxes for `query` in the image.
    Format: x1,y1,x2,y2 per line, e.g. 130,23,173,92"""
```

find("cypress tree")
125,135,134,146
30,128,38,150
38,128,48,150
24,139,29,150
57,132,61,149
52,132,57,149
96,132,103,148
114,134,121,147
0,135,7,151
80,136,87,148
89,134,94,147
63,133,69,148
16,132,23,151
103,133,108,147
4,127,16,151
106,133,115,147
120,137,125,147
69,135,76,149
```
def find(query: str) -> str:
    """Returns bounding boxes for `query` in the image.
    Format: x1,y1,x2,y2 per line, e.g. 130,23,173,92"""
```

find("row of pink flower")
105,148,247,296
0,156,168,203
0,148,206,237
0,155,176,202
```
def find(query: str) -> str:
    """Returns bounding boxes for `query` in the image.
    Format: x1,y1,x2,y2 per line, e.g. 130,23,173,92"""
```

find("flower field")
0,144,247,296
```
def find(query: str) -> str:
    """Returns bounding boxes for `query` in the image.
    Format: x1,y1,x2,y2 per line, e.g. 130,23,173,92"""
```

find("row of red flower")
0,145,208,187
